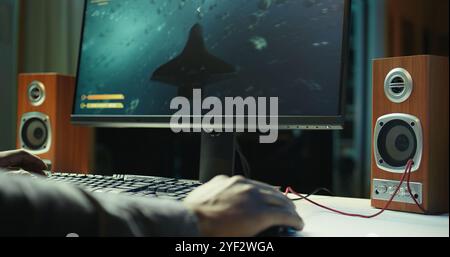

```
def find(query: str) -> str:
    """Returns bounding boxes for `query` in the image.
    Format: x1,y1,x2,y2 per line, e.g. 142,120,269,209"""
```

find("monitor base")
199,132,237,183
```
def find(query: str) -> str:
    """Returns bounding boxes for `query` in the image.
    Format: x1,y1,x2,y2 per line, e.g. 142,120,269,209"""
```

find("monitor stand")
199,132,237,183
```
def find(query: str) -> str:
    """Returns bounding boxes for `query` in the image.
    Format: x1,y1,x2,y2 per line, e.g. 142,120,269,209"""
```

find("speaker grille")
384,68,413,103
377,119,417,167
374,114,423,173
389,76,406,95
19,112,52,154
21,118,48,150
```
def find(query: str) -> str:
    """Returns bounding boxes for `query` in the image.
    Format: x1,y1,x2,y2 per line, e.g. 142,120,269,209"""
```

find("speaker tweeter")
384,68,413,103
27,81,46,106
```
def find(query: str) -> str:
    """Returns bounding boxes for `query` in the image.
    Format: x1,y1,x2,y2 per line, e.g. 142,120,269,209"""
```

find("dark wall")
0,0,19,151
387,0,449,57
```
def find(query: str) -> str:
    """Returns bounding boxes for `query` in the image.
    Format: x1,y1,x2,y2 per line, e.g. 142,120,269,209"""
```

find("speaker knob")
376,185,387,194
388,186,398,195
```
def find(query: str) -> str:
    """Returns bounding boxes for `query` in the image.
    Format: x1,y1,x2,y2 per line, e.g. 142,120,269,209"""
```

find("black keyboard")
46,172,202,201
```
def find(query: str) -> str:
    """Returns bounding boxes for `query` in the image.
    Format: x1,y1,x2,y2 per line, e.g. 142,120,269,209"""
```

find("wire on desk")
285,160,425,218
289,187,335,202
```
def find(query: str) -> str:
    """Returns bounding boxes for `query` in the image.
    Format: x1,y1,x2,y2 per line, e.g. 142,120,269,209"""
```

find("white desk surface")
290,194,449,237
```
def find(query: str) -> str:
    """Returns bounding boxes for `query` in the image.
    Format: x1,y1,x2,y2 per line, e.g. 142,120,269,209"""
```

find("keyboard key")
94,188,127,194
167,187,183,193
114,185,135,190
133,182,152,187
156,187,169,193
46,172,201,200
157,195,178,200
146,186,157,191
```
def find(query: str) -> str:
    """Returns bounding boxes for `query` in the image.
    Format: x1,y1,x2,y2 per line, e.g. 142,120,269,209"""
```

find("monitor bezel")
71,0,351,130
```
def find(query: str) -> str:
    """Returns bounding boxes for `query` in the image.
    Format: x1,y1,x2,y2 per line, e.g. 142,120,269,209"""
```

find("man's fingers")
259,189,296,209
243,179,296,209
0,150,16,167
20,153,47,175
6,170,36,177
249,180,302,230
0,150,47,175
264,207,304,231
211,175,229,182
245,179,282,193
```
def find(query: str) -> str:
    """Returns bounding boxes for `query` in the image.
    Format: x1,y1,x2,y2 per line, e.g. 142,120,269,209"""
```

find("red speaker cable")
285,159,426,218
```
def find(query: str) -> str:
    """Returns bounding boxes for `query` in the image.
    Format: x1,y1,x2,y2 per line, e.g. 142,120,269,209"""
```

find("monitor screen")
73,0,349,126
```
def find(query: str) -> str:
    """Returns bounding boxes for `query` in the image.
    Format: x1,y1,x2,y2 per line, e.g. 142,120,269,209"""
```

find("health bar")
91,0,110,6
83,94,125,101
80,103,124,109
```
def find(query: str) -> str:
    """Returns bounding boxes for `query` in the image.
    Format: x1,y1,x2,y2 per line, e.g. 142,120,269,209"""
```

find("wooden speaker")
17,73,94,173
371,55,449,214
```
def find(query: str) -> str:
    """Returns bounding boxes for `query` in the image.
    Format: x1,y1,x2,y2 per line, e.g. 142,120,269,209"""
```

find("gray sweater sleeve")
0,173,200,237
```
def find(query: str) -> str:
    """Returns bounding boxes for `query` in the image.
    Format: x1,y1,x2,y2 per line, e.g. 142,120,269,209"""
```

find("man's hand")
183,175,303,237
0,150,47,175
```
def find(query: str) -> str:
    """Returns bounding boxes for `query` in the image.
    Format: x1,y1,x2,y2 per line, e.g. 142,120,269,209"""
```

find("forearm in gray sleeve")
0,173,200,237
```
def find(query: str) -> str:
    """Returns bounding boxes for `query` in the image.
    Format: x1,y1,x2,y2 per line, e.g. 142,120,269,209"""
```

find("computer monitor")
72,0,350,181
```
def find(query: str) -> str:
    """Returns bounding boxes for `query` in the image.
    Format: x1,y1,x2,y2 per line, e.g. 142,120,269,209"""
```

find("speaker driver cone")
19,112,52,154
22,118,48,150
377,119,417,167
374,114,423,173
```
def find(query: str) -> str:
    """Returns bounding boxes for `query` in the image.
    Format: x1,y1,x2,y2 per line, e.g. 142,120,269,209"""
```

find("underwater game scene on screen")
74,0,346,117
